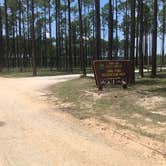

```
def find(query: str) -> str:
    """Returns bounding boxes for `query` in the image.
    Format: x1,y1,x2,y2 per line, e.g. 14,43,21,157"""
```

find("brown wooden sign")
93,60,132,90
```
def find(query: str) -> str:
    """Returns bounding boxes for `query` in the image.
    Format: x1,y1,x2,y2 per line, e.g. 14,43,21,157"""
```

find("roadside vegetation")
51,72,166,143
0,68,93,78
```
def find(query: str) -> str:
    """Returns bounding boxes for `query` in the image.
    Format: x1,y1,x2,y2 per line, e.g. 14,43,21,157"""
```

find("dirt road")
0,75,165,166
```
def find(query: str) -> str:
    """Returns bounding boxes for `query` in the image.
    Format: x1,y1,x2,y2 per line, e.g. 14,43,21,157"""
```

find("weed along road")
0,75,165,166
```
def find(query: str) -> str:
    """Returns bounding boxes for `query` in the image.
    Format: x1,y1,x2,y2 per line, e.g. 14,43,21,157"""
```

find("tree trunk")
78,0,86,76
115,0,118,58
151,0,158,77
48,0,53,70
68,0,73,72
19,0,23,72
55,0,61,70
130,0,136,83
144,32,148,65
108,0,113,60
124,0,129,60
0,6,4,71
4,0,10,69
139,0,144,77
95,0,101,60
31,0,37,76
161,4,165,66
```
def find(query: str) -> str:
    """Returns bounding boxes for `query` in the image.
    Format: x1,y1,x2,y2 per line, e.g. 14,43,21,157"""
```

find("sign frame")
93,60,132,90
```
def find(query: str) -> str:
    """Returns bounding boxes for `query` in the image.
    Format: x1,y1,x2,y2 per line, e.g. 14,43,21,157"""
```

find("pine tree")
152,0,158,77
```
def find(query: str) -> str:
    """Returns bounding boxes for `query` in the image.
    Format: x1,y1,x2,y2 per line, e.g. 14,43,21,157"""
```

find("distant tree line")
0,0,165,81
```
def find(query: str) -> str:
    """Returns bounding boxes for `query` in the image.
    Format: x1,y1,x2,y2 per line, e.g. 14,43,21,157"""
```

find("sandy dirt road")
0,75,165,166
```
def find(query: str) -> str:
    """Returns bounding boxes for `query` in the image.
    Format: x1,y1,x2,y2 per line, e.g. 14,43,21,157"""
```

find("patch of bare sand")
82,90,104,101
152,108,166,116
136,96,165,110
82,117,166,164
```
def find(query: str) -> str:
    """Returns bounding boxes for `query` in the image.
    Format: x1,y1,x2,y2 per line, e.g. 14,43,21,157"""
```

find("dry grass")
50,72,166,142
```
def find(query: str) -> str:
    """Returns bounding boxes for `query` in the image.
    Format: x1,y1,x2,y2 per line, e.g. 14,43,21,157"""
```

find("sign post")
93,60,132,90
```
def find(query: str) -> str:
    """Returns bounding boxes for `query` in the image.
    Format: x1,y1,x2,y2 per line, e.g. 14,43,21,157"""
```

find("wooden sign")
93,60,132,90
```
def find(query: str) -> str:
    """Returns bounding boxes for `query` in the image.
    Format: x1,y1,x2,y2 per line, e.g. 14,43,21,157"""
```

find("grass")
51,72,166,142
0,67,93,78
0,68,91,78
0,70,70,78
